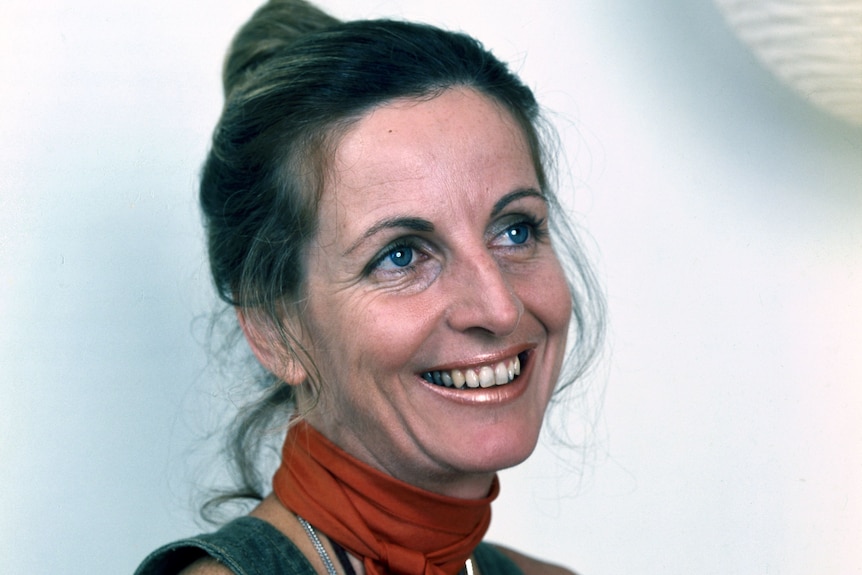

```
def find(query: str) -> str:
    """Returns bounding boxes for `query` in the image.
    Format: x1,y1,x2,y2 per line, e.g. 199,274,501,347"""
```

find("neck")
305,414,499,499
272,421,499,575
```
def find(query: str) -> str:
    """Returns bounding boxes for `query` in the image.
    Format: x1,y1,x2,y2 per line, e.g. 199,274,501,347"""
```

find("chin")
447,424,543,476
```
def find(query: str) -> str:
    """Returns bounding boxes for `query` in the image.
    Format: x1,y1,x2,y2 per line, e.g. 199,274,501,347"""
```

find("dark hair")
200,0,604,517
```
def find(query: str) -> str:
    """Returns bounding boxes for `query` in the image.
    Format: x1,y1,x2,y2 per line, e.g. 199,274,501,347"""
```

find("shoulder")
134,512,316,575
177,558,233,575
491,544,580,575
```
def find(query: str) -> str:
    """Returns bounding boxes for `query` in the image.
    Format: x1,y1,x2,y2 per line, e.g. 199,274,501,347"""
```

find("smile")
421,353,524,389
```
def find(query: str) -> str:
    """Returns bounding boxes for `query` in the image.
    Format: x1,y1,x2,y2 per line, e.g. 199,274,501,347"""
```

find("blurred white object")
713,0,862,125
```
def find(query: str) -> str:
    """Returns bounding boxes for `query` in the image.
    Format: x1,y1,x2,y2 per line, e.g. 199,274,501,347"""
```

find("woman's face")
296,88,571,498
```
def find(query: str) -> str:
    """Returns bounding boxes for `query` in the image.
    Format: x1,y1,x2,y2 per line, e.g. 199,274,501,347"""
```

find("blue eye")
366,240,426,276
504,223,531,245
386,246,414,268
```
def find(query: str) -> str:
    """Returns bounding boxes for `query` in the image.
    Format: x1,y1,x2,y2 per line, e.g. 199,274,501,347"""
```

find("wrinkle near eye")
368,252,441,291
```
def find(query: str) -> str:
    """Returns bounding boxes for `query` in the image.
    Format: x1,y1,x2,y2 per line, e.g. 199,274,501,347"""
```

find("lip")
418,347,535,406
420,344,534,374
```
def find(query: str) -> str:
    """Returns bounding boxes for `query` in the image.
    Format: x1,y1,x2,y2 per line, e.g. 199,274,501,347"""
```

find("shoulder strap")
134,516,317,575
473,542,525,574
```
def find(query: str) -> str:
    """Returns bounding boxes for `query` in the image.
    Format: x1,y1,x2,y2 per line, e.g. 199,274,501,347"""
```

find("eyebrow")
343,187,546,256
344,216,434,256
490,188,547,218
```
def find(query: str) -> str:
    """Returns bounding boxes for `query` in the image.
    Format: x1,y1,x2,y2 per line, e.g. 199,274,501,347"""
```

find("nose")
444,250,523,336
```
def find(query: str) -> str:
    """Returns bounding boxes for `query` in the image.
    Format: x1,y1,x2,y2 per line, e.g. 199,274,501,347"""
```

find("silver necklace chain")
297,515,339,575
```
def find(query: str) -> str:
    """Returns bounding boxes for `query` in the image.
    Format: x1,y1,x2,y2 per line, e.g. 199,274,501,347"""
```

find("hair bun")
223,0,341,96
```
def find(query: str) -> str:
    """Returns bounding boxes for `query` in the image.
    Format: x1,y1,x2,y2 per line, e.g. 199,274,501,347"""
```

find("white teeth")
423,354,525,390
452,369,466,388
495,363,509,385
478,366,496,388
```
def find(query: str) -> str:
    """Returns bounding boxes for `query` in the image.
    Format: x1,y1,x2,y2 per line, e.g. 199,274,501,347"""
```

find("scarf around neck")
272,420,499,575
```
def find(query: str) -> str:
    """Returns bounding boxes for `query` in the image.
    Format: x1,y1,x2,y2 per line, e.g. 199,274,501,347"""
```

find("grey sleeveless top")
135,516,524,575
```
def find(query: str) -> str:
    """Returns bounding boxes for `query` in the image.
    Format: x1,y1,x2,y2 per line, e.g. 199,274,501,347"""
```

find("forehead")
320,88,537,233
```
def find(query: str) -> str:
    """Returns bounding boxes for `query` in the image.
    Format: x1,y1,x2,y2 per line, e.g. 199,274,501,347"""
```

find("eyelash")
365,238,427,276
495,215,548,248
365,214,548,277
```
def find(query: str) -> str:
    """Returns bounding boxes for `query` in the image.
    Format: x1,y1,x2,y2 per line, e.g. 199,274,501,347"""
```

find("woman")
137,0,603,573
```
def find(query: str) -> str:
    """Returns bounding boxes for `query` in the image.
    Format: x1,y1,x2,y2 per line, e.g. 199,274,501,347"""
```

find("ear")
236,307,308,386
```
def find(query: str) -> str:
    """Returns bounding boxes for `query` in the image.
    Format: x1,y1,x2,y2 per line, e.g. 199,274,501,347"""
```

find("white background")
2,1,860,573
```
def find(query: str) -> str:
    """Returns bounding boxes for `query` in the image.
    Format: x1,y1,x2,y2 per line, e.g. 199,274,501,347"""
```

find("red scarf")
272,421,499,575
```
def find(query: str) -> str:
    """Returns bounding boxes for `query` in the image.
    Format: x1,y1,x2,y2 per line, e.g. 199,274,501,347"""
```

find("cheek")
356,292,446,371
305,288,435,385
518,260,572,335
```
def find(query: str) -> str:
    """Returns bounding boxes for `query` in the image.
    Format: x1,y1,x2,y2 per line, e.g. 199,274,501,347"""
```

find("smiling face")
287,88,571,498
